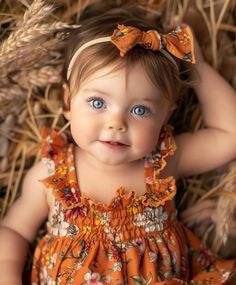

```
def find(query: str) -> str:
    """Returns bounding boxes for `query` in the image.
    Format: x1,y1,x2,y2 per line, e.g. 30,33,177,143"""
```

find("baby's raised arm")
0,161,49,285
174,47,236,178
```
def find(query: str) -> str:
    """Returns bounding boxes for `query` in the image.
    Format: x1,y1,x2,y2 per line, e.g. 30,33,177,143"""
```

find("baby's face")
65,63,171,166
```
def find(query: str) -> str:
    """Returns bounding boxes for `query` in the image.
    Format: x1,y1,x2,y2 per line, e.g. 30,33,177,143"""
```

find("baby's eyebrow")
82,88,108,96
139,97,161,103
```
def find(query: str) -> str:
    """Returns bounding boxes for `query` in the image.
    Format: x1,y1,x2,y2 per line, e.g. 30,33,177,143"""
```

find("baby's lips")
106,141,126,146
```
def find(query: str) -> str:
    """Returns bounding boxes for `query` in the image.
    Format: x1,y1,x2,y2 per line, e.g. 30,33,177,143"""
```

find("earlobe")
63,83,71,121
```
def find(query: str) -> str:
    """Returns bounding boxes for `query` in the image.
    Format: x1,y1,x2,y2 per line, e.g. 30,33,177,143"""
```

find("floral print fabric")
31,127,235,285
111,24,195,63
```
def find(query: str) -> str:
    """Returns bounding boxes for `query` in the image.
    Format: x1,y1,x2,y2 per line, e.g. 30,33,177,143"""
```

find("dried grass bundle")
0,0,77,118
190,161,236,258
210,162,236,251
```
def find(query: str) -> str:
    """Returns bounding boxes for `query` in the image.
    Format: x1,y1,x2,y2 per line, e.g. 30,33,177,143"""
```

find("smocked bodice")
40,127,177,240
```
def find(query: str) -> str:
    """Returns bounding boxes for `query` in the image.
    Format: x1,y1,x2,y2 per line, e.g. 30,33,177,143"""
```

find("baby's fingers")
183,209,214,227
180,200,217,228
180,199,216,219
193,222,212,237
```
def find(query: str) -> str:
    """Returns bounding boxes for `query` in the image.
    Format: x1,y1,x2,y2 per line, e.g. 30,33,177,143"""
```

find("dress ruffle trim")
78,177,176,211
144,125,177,179
39,126,177,210
41,127,68,161
40,127,81,209
154,126,177,175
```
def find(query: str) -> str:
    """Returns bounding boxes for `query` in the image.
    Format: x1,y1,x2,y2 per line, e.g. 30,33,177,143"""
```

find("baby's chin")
93,156,138,167
90,153,144,168
76,143,149,167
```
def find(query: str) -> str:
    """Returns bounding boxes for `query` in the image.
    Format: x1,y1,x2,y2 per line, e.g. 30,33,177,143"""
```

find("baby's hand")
180,199,217,235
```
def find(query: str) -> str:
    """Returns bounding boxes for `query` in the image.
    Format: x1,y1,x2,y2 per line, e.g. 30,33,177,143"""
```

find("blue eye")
89,98,105,109
131,106,150,116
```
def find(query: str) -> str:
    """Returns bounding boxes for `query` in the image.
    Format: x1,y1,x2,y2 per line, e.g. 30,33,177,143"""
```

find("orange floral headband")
67,24,195,80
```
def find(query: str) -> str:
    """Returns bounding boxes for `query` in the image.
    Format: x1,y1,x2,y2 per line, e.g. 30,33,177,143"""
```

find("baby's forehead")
80,62,162,96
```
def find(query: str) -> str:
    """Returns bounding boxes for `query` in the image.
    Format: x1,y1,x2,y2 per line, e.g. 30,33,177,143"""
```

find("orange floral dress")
31,127,235,285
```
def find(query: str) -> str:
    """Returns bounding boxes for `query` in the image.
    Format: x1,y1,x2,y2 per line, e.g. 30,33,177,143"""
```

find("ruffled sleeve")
144,125,176,178
40,127,68,174
144,125,177,203
39,127,81,209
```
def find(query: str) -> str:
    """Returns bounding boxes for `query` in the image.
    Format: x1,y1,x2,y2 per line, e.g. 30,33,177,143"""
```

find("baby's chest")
76,159,149,204
79,173,147,205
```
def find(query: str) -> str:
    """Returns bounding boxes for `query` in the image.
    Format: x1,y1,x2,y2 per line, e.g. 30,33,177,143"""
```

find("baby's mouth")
106,141,125,146
100,140,128,148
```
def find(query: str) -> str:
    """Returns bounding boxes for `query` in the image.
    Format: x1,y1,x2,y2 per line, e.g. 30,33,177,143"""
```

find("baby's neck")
74,147,147,203
75,147,142,174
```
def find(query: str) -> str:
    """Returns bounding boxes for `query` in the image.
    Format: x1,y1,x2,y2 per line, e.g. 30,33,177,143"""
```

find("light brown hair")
62,3,188,110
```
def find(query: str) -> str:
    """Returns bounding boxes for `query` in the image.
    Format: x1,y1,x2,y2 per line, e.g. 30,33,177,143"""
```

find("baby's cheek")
134,124,160,153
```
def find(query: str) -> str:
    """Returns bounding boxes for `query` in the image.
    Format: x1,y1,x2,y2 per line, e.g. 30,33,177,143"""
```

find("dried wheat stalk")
211,162,236,252
0,0,78,118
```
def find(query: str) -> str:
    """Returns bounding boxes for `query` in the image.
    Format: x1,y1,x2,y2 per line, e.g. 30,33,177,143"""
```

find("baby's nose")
105,114,127,132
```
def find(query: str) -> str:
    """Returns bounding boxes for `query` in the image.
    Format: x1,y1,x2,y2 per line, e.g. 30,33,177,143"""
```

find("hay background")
0,0,235,259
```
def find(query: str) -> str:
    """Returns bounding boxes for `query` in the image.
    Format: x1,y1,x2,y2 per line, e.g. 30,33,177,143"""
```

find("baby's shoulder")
22,160,49,197
22,160,51,220
25,160,48,181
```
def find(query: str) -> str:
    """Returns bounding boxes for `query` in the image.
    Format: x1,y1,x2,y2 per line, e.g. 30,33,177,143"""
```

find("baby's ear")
63,83,71,121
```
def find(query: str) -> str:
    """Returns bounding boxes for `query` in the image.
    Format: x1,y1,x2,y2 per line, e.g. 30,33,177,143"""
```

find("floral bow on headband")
67,24,195,79
111,24,195,64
